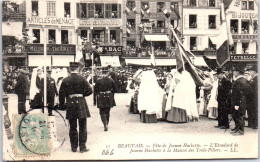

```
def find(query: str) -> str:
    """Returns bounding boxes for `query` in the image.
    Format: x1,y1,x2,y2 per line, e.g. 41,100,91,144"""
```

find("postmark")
13,108,68,157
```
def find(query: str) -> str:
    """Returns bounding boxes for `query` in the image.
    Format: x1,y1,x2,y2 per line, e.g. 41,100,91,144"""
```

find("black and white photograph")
2,0,258,160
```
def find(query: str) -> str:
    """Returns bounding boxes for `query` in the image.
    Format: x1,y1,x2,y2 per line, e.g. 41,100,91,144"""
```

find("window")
32,29,40,43
209,15,216,29
249,1,254,9
110,30,116,44
127,1,135,10
126,41,136,56
170,2,178,11
95,4,104,18
190,0,197,6
157,20,165,28
171,20,175,27
93,30,105,44
241,20,249,34
241,1,247,9
230,42,237,54
209,0,215,7
189,15,197,28
242,42,249,54
47,1,56,17
208,38,216,50
190,37,197,50
230,19,238,33
111,4,118,18
105,4,120,18
48,30,56,44
64,3,70,17
81,30,88,39
253,20,258,34
141,2,149,10
157,2,165,12
32,1,38,16
61,30,68,44
127,19,135,31
77,3,87,18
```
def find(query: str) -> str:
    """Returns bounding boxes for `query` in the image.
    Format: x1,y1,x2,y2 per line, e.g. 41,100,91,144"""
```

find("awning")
193,56,208,67
28,55,52,67
144,35,170,41
100,56,121,67
125,58,176,66
209,37,218,44
52,55,74,67
2,22,23,38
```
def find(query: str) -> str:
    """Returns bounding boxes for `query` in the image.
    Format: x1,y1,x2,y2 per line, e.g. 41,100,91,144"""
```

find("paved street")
5,93,258,160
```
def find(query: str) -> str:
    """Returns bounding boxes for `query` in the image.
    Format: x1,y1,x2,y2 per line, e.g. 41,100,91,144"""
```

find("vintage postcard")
2,0,258,161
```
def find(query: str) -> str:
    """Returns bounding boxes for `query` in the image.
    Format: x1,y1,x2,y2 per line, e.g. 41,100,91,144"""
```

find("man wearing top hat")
59,62,93,152
245,65,258,129
215,68,232,129
231,66,251,135
94,70,117,131
14,68,28,114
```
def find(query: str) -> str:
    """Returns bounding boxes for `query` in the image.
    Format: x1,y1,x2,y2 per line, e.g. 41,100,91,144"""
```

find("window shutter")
105,4,111,18
88,4,94,18
69,30,73,44
216,15,220,30
118,4,121,18
184,15,189,29
186,36,190,50
116,29,120,44
197,15,203,29
205,15,208,29
89,30,93,42
105,30,108,44
76,3,80,18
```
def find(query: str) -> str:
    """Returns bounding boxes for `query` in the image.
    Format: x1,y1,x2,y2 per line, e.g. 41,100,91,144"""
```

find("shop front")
27,44,76,67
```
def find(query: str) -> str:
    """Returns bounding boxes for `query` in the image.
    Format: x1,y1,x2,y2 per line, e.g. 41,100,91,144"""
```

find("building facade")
123,0,183,67
225,0,258,66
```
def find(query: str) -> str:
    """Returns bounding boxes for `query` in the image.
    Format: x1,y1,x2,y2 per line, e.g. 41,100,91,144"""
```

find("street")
5,93,258,160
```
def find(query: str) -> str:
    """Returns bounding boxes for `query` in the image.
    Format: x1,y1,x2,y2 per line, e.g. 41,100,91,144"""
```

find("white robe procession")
172,71,199,118
137,70,164,119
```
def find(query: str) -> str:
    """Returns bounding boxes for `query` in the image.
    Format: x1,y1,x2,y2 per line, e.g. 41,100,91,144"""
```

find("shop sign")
231,12,258,19
79,19,122,27
27,44,76,55
27,17,74,25
232,35,258,40
230,54,257,61
99,46,122,54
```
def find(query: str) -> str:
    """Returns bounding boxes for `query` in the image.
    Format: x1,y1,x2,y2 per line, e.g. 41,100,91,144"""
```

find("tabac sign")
99,46,122,55
27,17,74,26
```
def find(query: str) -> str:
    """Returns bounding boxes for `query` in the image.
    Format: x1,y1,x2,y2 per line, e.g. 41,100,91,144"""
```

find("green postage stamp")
13,114,51,157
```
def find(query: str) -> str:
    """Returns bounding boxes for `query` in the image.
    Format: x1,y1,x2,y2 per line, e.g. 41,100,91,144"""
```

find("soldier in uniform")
59,62,93,153
94,70,117,131
231,66,251,135
14,68,28,114
245,65,258,129
45,69,58,116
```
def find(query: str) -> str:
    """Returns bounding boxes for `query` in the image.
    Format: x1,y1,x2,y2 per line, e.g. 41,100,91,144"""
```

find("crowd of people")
128,65,258,136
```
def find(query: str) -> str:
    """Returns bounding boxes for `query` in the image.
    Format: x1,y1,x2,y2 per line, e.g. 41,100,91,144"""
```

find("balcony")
152,27,168,34
3,45,24,54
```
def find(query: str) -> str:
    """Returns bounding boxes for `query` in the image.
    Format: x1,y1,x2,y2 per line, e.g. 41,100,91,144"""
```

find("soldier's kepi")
59,62,93,153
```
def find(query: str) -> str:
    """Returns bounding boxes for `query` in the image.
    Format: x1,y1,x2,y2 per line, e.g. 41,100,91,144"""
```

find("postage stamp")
13,113,51,157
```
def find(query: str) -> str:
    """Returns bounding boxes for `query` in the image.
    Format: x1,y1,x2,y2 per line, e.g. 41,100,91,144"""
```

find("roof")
223,0,233,10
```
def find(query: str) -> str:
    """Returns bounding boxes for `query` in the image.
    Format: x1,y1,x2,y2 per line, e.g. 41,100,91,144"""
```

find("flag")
125,7,130,14
249,16,254,34
132,6,136,12
170,26,205,86
163,9,171,18
150,45,156,66
216,2,230,67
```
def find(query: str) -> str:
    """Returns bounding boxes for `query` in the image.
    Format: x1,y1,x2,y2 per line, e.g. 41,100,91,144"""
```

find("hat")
246,65,257,72
233,66,245,73
214,68,224,75
69,62,79,67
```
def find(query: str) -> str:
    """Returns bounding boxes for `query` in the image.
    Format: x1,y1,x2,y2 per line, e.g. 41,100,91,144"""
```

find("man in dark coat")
59,62,93,153
231,66,251,135
246,65,258,129
94,70,117,131
215,68,232,129
14,68,28,114
45,69,58,116
108,66,119,92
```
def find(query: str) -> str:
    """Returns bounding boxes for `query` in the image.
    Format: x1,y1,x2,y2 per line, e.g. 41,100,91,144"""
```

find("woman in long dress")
29,67,43,109
167,71,199,122
138,69,163,123
161,73,174,120
207,72,218,119
129,69,142,114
